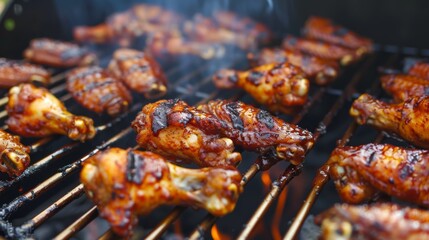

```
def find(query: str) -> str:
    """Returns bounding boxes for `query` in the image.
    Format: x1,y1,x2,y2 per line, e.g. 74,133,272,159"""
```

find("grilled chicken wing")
132,99,241,167
350,94,429,149
67,66,132,116
282,36,362,66
0,58,50,87
0,130,30,177
381,74,429,102
407,61,429,80
184,14,256,50
213,62,309,113
6,84,96,141
212,11,271,45
315,203,429,240
146,30,226,59
327,143,429,205
247,48,339,85
198,100,314,169
303,16,373,54
81,148,242,236
108,48,167,98
74,4,182,46
23,38,96,68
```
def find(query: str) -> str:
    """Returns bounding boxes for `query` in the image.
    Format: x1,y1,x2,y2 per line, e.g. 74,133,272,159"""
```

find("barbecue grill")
0,0,427,239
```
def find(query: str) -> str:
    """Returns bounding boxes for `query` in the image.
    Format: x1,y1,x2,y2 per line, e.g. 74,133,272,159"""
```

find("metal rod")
145,207,186,240
237,164,303,240
54,206,98,240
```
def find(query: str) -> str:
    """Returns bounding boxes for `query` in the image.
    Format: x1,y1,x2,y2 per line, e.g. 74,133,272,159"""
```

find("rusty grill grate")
0,45,424,239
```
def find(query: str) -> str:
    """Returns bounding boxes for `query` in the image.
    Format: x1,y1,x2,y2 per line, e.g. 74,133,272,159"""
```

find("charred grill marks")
126,150,145,184
225,102,244,131
247,71,264,86
256,110,275,129
151,99,179,135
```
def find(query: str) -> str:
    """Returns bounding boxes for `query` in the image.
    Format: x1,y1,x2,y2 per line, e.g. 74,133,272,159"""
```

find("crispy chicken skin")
0,130,30,177
198,100,314,169
0,58,50,87
303,16,373,54
315,203,429,240
247,48,339,85
213,62,309,114
350,94,429,149
407,61,429,80
81,148,242,236
145,30,226,59
212,11,272,45
108,48,167,99
23,38,96,68
67,66,132,116
74,4,182,46
6,84,96,141
282,36,362,66
327,144,429,205
381,74,429,102
132,99,242,168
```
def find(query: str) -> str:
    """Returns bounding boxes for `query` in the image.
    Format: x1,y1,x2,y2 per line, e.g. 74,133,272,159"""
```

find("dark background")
1,0,429,58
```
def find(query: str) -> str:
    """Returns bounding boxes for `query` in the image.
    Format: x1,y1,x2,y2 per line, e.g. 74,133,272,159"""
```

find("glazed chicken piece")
0,130,30,177
132,99,242,168
303,16,373,54
247,48,340,85
381,74,429,102
350,94,429,149
108,48,167,99
327,143,429,205
315,203,429,240
198,100,314,169
6,84,96,141
67,66,132,116
81,148,242,236
184,14,256,50
74,4,182,46
407,61,429,80
0,58,50,87
282,36,362,66
212,11,272,45
213,62,309,114
23,38,96,68
146,31,226,59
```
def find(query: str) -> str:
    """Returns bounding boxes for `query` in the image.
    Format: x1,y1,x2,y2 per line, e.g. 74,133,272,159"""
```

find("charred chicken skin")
247,48,340,85
350,94,429,149
303,16,373,54
381,74,429,102
315,203,429,240
67,66,132,116
407,61,429,80
108,48,167,99
132,99,242,168
198,100,314,169
145,30,226,59
0,58,50,87
282,36,362,66
6,84,96,141
0,130,30,177
327,143,429,206
81,148,242,236
74,4,182,46
23,38,96,68
213,62,309,114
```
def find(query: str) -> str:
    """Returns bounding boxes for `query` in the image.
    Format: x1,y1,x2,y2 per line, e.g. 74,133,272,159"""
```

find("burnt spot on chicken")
225,102,244,131
151,99,179,135
126,150,145,184
256,110,274,130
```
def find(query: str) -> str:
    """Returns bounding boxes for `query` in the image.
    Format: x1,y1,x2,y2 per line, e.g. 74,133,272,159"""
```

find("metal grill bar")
54,206,98,240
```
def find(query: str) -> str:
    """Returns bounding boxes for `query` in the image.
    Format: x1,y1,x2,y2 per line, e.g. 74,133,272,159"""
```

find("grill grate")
0,46,422,239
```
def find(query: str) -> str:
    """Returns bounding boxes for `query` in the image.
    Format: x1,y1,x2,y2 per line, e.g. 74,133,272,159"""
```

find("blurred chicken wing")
407,61,429,80
213,62,309,114
81,148,242,236
0,130,30,177
0,58,50,87
67,66,132,116
350,94,429,149
108,48,167,98
132,99,241,167
6,84,96,141
381,74,429,102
